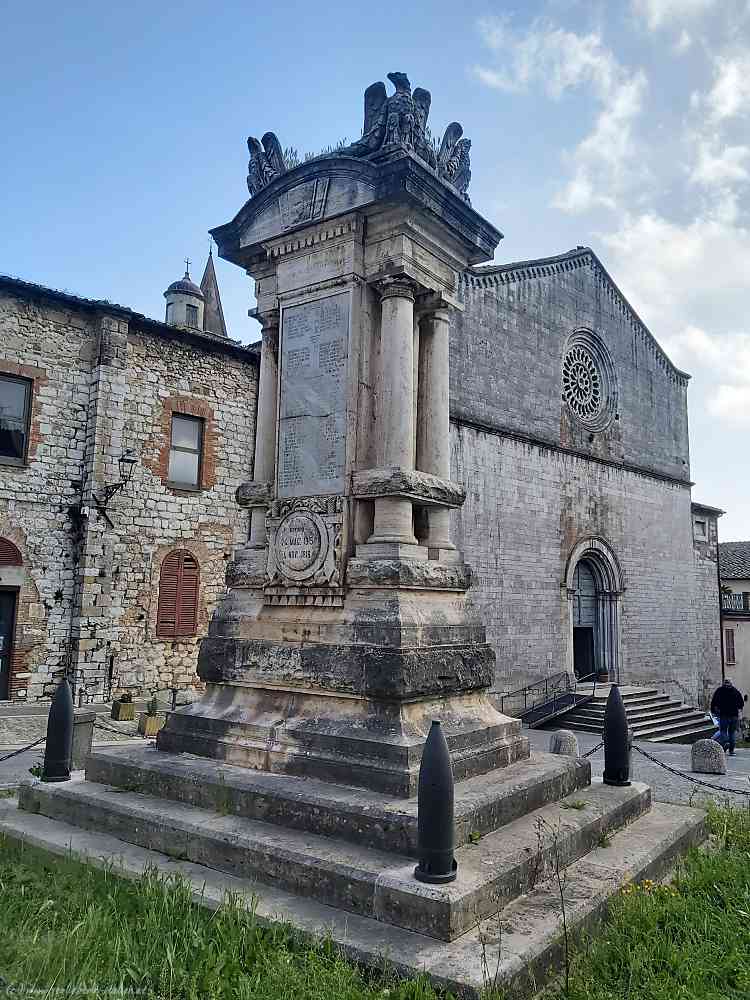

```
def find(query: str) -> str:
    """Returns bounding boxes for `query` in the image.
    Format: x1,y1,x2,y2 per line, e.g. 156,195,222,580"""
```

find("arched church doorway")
572,560,597,679
565,538,623,684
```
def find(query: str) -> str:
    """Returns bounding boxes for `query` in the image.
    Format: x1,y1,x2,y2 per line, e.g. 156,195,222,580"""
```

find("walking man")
710,678,745,756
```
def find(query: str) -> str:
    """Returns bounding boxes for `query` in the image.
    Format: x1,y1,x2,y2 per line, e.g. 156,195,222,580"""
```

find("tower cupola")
164,260,204,329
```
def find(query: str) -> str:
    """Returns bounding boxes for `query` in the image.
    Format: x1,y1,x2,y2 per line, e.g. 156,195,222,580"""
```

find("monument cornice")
351,467,466,507
211,154,502,270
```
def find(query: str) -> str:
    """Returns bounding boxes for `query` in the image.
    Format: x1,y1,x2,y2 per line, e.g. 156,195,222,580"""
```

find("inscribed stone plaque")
278,292,349,498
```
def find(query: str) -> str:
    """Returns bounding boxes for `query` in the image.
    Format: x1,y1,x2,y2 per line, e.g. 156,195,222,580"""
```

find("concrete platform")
0,795,706,998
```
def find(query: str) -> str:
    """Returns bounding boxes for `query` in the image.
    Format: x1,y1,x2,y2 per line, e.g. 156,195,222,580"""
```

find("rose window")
562,346,603,420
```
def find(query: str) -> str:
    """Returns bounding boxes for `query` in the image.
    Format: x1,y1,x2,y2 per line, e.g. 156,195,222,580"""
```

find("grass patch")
551,802,750,1000
2,804,750,999
560,799,587,811
0,837,445,999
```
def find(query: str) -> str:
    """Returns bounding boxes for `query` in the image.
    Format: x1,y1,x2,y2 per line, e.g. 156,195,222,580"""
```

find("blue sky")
2,0,749,538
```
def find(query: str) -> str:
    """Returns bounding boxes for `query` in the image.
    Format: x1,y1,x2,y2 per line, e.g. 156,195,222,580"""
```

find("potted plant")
111,691,135,722
138,695,164,737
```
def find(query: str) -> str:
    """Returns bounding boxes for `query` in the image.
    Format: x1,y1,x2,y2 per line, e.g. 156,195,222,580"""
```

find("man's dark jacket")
711,684,744,718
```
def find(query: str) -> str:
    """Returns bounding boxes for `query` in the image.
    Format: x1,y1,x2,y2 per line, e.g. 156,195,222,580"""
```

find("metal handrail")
499,669,602,724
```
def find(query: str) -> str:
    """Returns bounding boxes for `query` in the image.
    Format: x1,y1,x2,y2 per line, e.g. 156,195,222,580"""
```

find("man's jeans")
717,717,738,753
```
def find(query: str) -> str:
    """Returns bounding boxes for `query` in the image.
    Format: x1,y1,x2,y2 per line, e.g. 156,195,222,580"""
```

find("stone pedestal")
158,93,521,797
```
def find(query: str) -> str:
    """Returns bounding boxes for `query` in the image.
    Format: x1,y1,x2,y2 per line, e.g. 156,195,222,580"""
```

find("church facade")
450,249,721,707
0,252,721,707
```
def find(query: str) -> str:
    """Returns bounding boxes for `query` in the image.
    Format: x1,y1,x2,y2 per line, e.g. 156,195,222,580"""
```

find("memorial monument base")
4,743,706,997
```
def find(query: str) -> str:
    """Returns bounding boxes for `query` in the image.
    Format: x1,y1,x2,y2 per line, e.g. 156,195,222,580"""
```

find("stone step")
647,724,718,745
588,694,673,711
84,744,590,855
0,796,707,998
18,774,651,942
630,711,710,733
632,718,715,742
568,707,707,730
578,700,688,721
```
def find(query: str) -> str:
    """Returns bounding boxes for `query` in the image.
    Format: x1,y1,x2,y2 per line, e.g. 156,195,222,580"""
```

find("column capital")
414,291,454,320
375,276,419,303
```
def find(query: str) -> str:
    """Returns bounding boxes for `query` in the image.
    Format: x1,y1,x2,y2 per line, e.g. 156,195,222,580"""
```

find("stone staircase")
556,685,715,744
0,742,706,997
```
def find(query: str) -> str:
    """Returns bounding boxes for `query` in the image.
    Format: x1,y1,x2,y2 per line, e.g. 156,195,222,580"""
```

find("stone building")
0,181,722,709
0,256,257,703
450,250,723,706
720,541,750,698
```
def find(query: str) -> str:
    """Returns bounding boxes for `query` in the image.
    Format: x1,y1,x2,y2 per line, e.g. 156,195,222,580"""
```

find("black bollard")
414,720,457,884
602,684,631,787
42,678,74,783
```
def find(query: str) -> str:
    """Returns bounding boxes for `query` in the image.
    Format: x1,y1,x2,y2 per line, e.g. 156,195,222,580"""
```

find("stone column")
369,279,417,545
417,307,454,549
248,313,279,547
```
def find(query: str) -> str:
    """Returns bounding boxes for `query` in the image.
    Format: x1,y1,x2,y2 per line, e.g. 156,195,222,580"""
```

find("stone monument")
157,71,526,795
6,73,708,998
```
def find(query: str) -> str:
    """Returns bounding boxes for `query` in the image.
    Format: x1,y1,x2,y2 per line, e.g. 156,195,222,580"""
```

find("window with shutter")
156,550,200,639
725,628,736,665
0,538,22,567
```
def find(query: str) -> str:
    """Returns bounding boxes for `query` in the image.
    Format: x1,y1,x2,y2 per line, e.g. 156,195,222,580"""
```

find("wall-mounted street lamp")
91,450,138,526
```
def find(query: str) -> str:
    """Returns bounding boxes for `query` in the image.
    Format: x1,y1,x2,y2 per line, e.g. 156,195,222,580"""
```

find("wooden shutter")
725,628,736,665
0,538,22,567
157,550,200,639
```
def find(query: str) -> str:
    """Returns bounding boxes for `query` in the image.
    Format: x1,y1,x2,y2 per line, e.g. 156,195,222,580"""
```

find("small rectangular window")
166,302,174,324
185,304,199,328
0,374,32,465
168,414,203,488
694,519,706,538
725,628,736,665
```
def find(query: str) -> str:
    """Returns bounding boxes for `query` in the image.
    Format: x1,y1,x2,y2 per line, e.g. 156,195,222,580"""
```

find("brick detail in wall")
0,360,49,467
143,395,219,491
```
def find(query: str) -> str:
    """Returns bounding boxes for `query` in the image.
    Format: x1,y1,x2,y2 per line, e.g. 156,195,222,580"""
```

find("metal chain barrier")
632,743,750,798
0,736,46,763
580,740,603,758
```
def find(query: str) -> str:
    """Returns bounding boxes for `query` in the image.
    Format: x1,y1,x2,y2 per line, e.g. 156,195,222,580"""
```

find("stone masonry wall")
0,281,258,702
0,291,94,699
453,254,691,483
110,329,257,698
451,426,721,706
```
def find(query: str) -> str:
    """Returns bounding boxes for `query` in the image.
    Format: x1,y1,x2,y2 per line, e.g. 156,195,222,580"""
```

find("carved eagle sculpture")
246,131,286,196
244,73,472,202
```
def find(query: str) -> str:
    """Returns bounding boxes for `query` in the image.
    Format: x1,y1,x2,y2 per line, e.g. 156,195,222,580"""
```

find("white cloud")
708,385,750,426
632,0,716,30
599,210,750,431
706,52,750,120
474,18,647,213
689,139,750,188
674,29,693,52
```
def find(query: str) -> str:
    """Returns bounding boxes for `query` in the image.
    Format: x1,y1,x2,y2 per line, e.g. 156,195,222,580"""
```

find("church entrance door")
572,560,598,680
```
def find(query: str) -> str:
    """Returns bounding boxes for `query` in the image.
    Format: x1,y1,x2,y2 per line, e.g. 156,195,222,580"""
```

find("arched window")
156,550,200,639
0,538,22,566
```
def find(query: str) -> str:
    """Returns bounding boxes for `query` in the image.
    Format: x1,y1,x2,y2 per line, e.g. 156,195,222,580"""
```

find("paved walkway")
529,728,750,806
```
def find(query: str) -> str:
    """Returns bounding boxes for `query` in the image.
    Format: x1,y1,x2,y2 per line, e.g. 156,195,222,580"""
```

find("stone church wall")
0,280,257,703
451,426,720,706
449,250,720,705
452,253,690,483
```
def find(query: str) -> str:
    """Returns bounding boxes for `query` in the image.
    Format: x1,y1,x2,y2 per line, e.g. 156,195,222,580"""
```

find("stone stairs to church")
0,742,706,996
555,685,715,744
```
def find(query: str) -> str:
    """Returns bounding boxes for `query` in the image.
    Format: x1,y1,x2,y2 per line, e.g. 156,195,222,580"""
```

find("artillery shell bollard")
414,720,457,884
41,678,74,783
602,684,631,787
